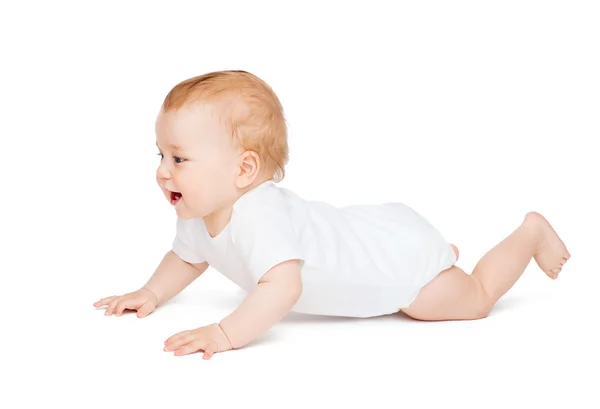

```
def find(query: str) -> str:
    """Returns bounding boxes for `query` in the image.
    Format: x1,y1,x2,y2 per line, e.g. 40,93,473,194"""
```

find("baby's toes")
548,270,559,279
548,267,562,279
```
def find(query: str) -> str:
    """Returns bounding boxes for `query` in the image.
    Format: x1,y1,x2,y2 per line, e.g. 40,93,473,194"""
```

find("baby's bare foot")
525,212,571,279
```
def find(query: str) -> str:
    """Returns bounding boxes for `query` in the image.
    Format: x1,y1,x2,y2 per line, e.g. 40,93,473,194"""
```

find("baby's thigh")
400,266,490,321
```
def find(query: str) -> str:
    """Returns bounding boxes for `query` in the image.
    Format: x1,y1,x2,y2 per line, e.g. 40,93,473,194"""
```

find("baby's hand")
93,288,159,318
164,323,233,360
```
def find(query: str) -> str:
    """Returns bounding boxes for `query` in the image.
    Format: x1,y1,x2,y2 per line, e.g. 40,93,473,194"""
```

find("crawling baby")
94,70,570,359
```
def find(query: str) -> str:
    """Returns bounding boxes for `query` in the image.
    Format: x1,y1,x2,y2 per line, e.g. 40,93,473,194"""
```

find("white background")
1,1,599,408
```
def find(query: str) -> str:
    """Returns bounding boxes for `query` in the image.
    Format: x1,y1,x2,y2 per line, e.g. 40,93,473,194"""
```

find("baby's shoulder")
233,181,296,215
230,182,299,239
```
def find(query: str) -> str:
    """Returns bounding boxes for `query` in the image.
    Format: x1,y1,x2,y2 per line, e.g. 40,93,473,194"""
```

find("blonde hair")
162,70,289,183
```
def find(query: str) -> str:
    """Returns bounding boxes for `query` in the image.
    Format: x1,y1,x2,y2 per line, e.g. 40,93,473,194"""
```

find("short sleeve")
171,217,205,264
231,204,305,283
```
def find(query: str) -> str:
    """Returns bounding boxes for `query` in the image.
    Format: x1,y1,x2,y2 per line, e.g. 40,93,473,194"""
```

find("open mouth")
170,191,183,205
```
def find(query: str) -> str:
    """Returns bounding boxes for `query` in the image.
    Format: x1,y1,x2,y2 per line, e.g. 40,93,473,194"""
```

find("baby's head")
155,70,288,220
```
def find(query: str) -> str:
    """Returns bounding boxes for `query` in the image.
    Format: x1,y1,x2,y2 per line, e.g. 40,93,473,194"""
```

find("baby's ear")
236,150,261,187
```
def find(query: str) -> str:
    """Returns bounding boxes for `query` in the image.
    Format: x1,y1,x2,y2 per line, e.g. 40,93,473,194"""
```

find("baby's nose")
156,164,171,179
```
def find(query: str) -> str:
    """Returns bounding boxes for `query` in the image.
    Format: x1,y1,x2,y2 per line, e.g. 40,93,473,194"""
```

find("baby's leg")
401,212,570,321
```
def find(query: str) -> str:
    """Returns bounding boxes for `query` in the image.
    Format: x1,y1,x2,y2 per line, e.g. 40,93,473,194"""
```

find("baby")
94,70,571,360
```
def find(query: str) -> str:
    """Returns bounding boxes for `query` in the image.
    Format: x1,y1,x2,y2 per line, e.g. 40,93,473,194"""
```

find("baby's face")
155,103,241,219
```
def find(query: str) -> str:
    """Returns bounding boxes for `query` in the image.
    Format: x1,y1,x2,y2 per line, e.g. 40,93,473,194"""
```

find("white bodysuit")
172,180,457,318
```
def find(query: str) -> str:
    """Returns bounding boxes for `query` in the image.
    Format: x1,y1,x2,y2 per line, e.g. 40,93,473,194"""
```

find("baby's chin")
171,195,222,220
175,204,210,220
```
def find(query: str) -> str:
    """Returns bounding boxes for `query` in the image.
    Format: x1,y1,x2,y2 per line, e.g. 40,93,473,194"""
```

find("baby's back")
275,186,456,317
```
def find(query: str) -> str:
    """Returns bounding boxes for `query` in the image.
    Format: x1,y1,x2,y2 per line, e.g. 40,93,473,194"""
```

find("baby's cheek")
186,186,210,208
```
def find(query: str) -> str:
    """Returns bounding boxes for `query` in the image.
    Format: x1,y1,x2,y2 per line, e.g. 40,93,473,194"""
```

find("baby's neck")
204,206,233,238
204,177,272,237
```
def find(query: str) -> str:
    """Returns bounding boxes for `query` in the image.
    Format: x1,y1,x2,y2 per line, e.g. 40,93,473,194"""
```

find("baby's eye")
156,153,184,164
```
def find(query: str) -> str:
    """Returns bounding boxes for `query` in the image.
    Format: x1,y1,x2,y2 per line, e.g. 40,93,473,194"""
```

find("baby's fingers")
164,331,193,351
105,298,122,316
202,342,218,360
115,298,141,317
173,339,206,356
93,296,116,308
136,301,155,318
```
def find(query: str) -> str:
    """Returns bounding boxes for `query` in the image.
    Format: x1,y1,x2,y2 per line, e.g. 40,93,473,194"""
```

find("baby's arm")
95,250,208,317
143,250,209,305
219,259,302,349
